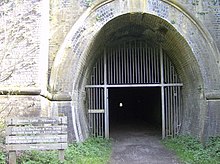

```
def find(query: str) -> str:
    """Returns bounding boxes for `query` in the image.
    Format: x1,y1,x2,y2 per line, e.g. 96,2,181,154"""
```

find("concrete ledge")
0,87,41,95
206,91,220,100
0,87,71,101
44,93,72,101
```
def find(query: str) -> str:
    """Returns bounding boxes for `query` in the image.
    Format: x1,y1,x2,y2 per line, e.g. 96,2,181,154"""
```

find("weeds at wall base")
162,135,220,164
0,137,111,164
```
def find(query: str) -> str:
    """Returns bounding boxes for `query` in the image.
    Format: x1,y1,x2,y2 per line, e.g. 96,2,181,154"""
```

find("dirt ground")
109,122,182,164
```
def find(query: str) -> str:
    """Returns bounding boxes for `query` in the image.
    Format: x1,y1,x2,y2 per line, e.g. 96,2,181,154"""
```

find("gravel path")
109,122,182,164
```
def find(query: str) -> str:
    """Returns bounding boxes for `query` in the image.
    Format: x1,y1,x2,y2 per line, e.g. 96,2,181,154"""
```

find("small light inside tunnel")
119,102,123,107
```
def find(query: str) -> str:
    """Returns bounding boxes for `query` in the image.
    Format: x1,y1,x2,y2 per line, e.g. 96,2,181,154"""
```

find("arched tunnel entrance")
49,2,215,141
86,40,182,139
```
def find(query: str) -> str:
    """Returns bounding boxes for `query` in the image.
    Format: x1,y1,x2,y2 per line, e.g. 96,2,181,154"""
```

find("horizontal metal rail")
85,83,183,88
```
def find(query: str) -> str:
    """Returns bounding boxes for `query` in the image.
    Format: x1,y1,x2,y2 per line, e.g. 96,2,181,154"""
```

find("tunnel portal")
86,40,182,139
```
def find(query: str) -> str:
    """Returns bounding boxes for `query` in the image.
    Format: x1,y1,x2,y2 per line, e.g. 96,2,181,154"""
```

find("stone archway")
49,0,220,141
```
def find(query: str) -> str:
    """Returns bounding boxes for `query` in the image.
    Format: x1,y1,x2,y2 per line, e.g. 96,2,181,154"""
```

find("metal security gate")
86,40,182,139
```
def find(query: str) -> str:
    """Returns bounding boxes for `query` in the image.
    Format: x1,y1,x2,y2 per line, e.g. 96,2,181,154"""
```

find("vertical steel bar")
97,59,101,85
92,88,95,136
156,48,159,83
146,47,149,83
154,48,157,83
137,44,140,83
166,56,168,83
119,46,122,84
108,49,111,85
168,87,173,136
173,87,176,136
149,47,152,83
99,57,101,85
134,41,137,83
88,88,90,134
109,49,112,84
143,46,146,83
140,43,143,83
115,48,117,84
167,57,169,83
169,60,172,83
91,88,93,135
129,42,132,83
178,87,181,134
169,87,171,136
163,55,166,84
102,56,104,84
112,48,114,84
118,46,121,84
160,46,166,139
147,47,150,83
111,49,113,84
117,47,119,84
164,55,169,83
121,46,124,84
116,47,119,84
167,87,169,137
154,48,156,83
104,88,109,138
99,89,101,136
95,88,98,136
98,88,100,136
150,48,153,83
107,50,109,84
132,43,135,83
174,86,177,135
104,49,109,138
127,43,129,83
95,63,97,85
90,88,93,135
123,46,126,84
101,88,104,136
165,87,168,137
170,89,173,137
111,49,113,85
124,43,127,84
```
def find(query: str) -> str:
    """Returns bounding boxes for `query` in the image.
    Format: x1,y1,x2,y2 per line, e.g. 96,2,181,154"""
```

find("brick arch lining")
49,0,220,141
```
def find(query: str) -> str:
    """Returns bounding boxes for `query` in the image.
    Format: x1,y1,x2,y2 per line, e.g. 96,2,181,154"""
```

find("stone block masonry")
0,0,219,143
0,0,43,88
0,0,50,135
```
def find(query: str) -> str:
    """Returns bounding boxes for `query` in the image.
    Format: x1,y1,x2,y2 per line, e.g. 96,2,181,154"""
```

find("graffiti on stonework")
80,0,93,8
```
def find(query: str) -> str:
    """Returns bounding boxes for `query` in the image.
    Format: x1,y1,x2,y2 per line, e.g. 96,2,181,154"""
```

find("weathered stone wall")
49,0,86,76
0,0,48,135
179,0,220,51
0,0,41,87
48,0,220,69
0,0,219,142
49,0,220,141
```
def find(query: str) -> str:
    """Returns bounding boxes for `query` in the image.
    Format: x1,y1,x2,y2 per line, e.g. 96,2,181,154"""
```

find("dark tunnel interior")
109,87,162,134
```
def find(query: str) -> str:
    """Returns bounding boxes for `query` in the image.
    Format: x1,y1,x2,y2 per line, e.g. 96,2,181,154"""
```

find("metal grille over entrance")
86,40,183,139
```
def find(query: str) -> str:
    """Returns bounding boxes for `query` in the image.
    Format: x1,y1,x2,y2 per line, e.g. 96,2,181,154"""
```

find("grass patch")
162,135,220,164
65,137,112,164
9,137,111,164
0,151,5,164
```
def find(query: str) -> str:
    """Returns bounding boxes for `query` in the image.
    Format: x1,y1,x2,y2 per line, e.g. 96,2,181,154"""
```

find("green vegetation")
162,135,220,164
64,137,111,164
0,137,111,164
0,151,5,164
